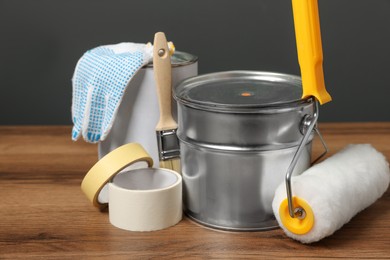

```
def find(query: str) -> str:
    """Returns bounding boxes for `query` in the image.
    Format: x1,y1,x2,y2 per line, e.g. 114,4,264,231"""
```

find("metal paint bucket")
98,52,198,165
174,71,317,231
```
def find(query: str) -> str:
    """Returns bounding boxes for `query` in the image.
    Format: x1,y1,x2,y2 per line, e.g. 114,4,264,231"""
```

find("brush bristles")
160,158,181,174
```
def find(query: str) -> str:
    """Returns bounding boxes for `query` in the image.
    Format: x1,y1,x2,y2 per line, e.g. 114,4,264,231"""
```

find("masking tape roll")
109,168,182,231
81,143,153,209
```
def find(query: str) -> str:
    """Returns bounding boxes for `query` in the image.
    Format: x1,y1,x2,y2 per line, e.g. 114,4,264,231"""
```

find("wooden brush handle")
153,32,177,131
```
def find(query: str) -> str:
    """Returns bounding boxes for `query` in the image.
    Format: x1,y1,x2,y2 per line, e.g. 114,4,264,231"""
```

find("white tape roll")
109,168,182,232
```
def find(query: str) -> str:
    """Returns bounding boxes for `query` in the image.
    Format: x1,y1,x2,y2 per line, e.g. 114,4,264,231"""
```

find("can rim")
145,51,198,68
174,70,310,113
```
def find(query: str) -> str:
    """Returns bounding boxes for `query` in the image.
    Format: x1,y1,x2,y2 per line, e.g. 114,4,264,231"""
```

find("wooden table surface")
0,123,389,259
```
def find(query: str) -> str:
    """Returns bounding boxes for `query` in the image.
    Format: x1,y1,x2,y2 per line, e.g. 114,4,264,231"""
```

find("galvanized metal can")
98,52,198,165
174,71,315,231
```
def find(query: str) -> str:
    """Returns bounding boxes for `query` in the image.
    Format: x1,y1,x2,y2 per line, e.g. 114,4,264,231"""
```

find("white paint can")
98,51,198,166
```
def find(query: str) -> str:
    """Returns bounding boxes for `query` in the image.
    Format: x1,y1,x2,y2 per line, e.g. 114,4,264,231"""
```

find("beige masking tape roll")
81,143,153,209
109,168,182,231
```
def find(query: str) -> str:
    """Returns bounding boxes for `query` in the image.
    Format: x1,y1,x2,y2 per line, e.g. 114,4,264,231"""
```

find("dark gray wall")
1,0,389,124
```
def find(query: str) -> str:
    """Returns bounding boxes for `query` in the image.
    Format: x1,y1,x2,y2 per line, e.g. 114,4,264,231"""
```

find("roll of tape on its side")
109,168,182,232
81,143,153,209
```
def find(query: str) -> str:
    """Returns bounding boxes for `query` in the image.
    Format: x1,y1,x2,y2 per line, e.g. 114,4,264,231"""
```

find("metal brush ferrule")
156,129,180,161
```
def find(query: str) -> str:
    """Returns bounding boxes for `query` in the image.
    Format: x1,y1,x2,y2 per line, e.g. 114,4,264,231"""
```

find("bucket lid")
174,71,304,111
146,51,198,67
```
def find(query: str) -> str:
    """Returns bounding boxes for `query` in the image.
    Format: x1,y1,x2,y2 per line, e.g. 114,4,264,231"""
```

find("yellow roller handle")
292,0,332,104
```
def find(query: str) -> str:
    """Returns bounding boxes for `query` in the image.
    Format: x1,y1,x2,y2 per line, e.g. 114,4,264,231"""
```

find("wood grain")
0,124,389,259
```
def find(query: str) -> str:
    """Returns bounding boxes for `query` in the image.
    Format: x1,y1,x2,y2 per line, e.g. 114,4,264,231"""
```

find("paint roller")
272,0,390,243
273,144,390,243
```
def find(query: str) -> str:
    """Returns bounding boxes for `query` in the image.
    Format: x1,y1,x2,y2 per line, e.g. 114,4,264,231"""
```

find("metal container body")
180,142,312,230
178,102,314,150
98,52,198,166
174,71,315,230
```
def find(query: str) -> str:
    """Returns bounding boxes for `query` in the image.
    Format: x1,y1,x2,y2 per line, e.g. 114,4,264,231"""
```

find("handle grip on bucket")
285,99,328,218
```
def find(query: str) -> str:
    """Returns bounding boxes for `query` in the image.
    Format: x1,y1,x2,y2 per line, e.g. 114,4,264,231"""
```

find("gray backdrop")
1,0,389,124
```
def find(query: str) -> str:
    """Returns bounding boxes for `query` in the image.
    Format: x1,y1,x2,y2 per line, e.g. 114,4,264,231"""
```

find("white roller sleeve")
272,144,390,243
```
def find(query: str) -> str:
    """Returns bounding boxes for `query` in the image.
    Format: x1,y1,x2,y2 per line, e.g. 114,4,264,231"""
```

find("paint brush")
153,32,180,172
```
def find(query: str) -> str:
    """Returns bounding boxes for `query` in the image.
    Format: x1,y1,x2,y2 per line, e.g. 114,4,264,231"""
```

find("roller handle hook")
285,99,328,218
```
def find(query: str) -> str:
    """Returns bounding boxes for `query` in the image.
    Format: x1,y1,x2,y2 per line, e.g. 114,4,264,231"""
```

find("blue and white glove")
71,42,153,143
